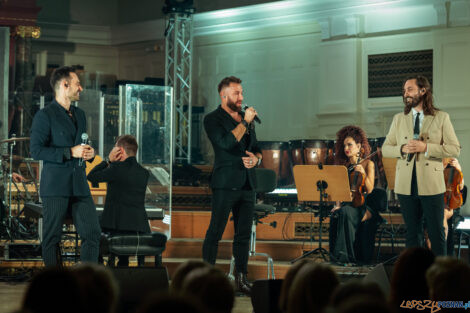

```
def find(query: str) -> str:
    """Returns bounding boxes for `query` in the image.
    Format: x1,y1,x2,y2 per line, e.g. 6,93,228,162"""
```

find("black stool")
100,232,167,267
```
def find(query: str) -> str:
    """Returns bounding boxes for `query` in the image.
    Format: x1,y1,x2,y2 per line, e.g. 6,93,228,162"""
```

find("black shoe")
235,273,252,296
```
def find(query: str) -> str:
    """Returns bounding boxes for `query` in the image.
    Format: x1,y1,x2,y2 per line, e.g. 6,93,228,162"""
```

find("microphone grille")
81,133,89,140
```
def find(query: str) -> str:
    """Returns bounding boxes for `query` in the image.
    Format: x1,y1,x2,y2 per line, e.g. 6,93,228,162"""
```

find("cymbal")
1,137,30,144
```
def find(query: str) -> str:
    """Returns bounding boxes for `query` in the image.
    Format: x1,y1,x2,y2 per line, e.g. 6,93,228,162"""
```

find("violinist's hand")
354,164,366,175
449,158,462,171
331,201,341,213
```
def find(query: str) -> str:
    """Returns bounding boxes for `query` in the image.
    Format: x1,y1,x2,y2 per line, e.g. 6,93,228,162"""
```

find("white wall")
194,21,322,160
192,2,470,213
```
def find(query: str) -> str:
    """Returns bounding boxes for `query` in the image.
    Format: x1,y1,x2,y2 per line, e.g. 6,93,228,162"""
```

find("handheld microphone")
406,133,420,162
78,133,88,166
243,105,261,124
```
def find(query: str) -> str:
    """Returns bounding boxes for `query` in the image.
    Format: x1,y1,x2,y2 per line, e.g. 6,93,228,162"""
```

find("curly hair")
334,125,370,166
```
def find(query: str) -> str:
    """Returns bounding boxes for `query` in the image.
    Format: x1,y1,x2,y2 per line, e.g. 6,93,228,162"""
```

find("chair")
100,232,167,267
229,168,277,279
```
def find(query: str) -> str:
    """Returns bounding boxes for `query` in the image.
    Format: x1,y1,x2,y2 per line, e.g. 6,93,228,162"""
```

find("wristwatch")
241,120,249,129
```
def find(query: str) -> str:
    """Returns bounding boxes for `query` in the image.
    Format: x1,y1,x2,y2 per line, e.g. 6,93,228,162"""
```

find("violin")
349,155,366,208
444,164,463,210
348,151,378,208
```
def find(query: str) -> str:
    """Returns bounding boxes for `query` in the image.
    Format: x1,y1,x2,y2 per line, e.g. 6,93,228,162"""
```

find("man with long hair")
382,76,460,256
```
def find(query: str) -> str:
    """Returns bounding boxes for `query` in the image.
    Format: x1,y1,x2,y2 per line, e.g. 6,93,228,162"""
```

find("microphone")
243,105,261,124
406,133,420,162
78,133,88,166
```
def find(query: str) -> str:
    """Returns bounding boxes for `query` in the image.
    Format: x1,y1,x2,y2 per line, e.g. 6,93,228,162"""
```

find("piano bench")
100,232,167,267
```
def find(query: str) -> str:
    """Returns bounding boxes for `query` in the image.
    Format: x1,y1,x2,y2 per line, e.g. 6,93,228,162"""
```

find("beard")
227,98,241,112
404,93,422,110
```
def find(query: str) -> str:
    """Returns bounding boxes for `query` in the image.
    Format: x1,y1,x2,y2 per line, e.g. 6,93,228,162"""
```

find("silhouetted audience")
287,263,339,313
181,266,235,313
388,248,435,312
72,263,118,313
426,257,470,311
330,280,386,309
136,293,207,313
335,296,393,313
22,267,84,313
279,259,313,313
170,260,211,294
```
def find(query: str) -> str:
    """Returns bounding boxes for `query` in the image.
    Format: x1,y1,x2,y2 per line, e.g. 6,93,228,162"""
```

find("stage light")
162,0,195,15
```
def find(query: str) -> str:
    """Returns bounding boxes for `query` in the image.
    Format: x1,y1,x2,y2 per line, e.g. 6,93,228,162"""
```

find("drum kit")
0,135,39,241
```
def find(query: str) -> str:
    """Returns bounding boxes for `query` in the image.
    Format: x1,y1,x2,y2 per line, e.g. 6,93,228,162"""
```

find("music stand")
378,157,398,263
291,164,351,263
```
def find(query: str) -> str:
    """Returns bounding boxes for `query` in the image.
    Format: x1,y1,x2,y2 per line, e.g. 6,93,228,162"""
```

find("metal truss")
165,13,193,163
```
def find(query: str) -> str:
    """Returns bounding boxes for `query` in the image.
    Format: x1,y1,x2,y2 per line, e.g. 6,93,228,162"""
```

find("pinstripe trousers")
41,196,101,266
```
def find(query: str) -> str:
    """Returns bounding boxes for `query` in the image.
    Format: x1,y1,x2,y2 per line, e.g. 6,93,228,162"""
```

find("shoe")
235,273,252,296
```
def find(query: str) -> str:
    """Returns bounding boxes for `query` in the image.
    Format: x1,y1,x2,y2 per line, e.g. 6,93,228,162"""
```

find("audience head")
72,263,119,313
181,266,234,313
170,260,211,294
330,280,386,309
136,293,206,313
426,256,470,300
279,259,313,312
286,263,339,313
389,248,435,308
22,266,84,313
335,296,393,313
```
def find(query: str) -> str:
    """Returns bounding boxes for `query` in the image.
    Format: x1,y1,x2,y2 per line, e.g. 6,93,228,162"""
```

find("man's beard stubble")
404,93,422,111
227,99,241,112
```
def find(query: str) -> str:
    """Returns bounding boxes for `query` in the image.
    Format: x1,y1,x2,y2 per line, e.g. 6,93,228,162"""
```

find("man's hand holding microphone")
71,133,95,165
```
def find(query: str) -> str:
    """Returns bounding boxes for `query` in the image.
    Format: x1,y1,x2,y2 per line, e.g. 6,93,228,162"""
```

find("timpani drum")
303,140,328,165
289,140,304,166
258,141,293,187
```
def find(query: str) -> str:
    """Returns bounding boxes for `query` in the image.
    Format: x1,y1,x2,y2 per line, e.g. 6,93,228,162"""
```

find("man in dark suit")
87,135,150,266
30,66,101,266
203,76,262,295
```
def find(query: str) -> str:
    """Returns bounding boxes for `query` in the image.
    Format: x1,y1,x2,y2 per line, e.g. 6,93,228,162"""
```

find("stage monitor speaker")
111,267,169,313
363,263,394,296
251,279,283,313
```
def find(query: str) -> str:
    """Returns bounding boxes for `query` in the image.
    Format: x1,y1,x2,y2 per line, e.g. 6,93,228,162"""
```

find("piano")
264,187,301,212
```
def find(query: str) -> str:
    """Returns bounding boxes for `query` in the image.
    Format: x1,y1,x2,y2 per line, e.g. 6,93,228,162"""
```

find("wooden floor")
0,281,253,313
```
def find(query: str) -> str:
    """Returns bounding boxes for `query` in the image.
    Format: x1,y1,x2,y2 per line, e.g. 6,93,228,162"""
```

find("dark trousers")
397,167,446,256
331,204,364,263
42,196,101,266
202,188,255,274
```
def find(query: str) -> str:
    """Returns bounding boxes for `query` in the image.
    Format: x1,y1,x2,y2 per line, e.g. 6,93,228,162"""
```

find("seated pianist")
87,135,150,266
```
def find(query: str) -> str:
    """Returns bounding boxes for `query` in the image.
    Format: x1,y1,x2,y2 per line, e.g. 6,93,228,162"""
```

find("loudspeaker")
111,267,169,313
251,279,283,313
363,263,394,296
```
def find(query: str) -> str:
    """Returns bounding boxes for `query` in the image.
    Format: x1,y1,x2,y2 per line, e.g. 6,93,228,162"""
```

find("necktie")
413,112,420,138
66,109,73,119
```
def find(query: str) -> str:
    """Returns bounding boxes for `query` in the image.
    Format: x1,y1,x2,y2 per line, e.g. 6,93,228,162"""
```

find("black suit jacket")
87,157,150,233
30,100,91,197
204,106,261,189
